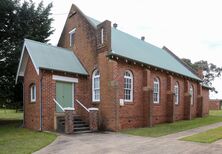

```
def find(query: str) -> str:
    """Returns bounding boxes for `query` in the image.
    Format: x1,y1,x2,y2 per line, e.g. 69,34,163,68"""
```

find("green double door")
56,81,73,112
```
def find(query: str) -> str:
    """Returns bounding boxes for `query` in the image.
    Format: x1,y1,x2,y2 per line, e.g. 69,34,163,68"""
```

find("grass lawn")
0,109,57,154
122,110,222,137
209,110,222,116
181,126,222,143
0,109,23,121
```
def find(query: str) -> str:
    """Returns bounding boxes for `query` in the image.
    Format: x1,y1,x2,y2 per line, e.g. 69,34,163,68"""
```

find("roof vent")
141,36,145,41
113,23,118,29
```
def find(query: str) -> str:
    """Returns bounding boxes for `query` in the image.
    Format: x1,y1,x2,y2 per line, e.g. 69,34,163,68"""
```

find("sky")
31,0,222,99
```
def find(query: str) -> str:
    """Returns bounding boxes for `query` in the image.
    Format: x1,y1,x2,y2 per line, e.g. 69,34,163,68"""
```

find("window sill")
153,102,160,106
92,101,100,104
124,101,134,105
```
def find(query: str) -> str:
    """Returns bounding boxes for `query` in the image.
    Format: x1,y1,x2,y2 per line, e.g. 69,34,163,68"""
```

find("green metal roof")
111,28,200,80
86,17,200,80
23,39,87,75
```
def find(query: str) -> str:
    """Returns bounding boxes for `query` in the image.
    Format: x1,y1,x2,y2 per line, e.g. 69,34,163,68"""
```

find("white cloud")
32,0,222,98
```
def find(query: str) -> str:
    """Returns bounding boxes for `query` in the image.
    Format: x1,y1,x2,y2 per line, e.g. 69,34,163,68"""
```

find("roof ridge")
162,46,200,80
25,39,73,53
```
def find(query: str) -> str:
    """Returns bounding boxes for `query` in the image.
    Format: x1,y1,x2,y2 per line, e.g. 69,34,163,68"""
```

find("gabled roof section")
16,39,88,83
86,16,200,81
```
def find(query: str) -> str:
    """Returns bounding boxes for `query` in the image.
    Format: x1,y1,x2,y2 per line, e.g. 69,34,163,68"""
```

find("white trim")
190,85,194,105
76,99,89,112
88,107,99,111
92,69,100,102
101,28,104,44
30,84,36,102
16,40,40,83
53,99,65,112
69,28,76,34
69,28,76,47
72,83,74,108
153,78,160,104
124,70,133,102
64,107,75,111
53,75,78,83
174,82,179,105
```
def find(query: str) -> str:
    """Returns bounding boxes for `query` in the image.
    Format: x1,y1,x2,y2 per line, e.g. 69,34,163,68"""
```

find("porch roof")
16,39,88,82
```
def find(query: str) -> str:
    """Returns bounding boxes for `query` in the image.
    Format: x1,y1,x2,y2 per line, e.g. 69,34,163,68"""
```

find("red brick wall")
22,4,210,132
209,99,221,110
23,55,40,130
107,59,203,129
202,88,210,114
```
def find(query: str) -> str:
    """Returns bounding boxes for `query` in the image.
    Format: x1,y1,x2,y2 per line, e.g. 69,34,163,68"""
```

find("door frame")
53,75,78,111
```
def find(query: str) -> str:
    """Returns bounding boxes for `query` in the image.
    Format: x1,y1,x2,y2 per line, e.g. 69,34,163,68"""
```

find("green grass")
0,109,23,120
181,126,222,143
122,111,222,137
209,110,222,116
0,109,57,154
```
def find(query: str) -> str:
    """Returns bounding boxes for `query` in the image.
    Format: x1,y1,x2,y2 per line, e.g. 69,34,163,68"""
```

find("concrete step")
74,130,92,134
74,123,89,127
74,127,90,131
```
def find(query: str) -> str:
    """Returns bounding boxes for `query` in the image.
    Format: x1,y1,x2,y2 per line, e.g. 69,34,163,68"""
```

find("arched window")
124,70,133,102
92,69,100,102
153,78,160,104
30,83,36,102
189,85,194,105
174,82,179,105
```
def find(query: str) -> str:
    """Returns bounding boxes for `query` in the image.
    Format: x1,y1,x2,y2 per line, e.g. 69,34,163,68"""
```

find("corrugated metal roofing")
24,39,88,75
87,17,200,80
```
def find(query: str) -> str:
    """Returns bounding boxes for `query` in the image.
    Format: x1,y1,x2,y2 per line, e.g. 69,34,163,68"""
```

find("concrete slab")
34,122,222,154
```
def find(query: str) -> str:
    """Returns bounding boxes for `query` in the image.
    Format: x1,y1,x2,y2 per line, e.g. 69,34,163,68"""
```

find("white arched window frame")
124,70,133,102
153,78,160,104
174,82,179,105
190,85,194,105
92,69,100,102
30,83,36,102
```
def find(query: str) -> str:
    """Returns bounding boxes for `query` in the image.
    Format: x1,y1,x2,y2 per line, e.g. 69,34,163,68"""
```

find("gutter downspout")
39,72,43,131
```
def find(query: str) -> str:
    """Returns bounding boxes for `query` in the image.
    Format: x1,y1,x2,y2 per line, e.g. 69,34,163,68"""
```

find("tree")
181,58,222,93
0,0,54,108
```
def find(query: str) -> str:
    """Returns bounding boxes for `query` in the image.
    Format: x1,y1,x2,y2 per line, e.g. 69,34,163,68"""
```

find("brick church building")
16,4,210,133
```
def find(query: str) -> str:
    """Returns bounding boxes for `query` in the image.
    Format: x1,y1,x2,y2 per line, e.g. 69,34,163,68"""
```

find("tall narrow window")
30,84,36,102
92,69,100,102
101,28,104,44
174,82,179,105
69,28,76,47
153,78,160,104
124,70,133,102
190,85,194,105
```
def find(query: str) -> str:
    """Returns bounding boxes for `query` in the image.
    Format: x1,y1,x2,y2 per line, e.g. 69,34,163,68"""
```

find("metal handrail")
75,99,89,112
53,99,65,112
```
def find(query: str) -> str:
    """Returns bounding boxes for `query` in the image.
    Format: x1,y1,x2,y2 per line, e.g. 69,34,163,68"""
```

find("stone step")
74,130,92,134
74,123,89,127
74,127,90,131
74,120,86,124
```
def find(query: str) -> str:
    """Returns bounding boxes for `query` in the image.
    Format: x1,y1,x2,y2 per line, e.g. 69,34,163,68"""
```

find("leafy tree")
0,0,54,108
182,58,222,93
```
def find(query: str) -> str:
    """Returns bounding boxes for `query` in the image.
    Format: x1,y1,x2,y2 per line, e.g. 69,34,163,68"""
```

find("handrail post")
65,108,74,134
89,108,99,132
